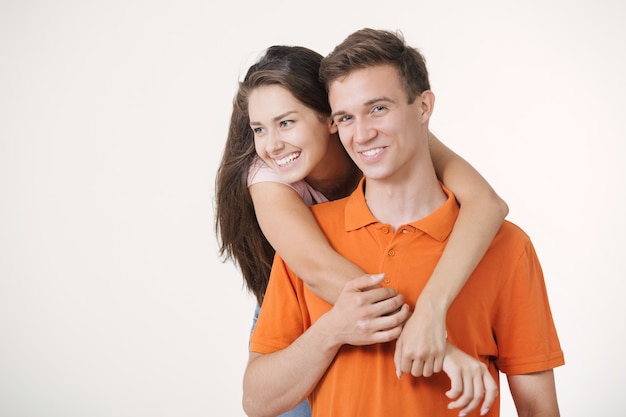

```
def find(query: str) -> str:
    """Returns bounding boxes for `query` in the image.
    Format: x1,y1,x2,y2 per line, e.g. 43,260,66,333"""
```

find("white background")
1,1,625,416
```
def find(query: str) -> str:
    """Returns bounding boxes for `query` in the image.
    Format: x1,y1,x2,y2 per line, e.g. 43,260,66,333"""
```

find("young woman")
216,45,507,417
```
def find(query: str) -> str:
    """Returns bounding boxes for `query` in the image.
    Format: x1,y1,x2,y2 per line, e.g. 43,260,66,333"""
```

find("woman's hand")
393,295,447,378
442,343,498,416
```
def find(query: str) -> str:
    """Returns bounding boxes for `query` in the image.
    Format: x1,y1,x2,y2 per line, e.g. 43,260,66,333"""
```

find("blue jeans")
251,304,311,417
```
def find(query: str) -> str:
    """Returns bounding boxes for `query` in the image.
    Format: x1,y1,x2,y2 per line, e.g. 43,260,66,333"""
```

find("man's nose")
354,119,376,144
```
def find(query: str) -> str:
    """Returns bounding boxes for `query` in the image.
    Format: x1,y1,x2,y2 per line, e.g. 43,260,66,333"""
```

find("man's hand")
323,273,411,348
443,343,498,416
394,295,447,378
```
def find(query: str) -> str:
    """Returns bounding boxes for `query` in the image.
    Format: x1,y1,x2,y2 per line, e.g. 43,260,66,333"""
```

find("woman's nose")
265,130,285,154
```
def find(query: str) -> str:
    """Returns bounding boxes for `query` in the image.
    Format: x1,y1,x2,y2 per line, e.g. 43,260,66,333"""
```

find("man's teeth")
275,152,301,167
361,147,384,157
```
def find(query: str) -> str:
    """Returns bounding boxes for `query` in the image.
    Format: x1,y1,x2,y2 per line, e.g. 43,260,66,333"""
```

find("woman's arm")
428,132,509,311
249,181,364,303
394,131,509,378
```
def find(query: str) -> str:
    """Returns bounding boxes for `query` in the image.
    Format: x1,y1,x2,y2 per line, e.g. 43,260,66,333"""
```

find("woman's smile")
274,151,302,168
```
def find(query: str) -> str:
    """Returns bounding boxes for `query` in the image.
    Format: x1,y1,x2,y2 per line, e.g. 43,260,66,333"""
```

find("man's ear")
419,90,435,121
328,118,338,134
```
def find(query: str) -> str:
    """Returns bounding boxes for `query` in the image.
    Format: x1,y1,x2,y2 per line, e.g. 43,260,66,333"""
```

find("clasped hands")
324,273,498,416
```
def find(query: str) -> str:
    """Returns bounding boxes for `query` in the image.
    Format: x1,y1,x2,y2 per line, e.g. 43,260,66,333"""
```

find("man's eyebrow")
330,96,396,120
250,110,296,126
366,96,395,106
330,110,346,120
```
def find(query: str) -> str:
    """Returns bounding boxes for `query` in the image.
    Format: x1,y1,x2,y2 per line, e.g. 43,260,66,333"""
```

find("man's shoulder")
490,219,535,257
499,219,531,237
310,197,350,225
311,196,349,213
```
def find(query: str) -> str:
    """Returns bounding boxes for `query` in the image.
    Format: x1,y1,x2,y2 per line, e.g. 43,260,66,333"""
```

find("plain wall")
1,0,625,416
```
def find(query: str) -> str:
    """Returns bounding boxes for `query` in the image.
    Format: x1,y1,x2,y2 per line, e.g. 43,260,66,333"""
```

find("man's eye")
373,105,386,113
337,115,352,124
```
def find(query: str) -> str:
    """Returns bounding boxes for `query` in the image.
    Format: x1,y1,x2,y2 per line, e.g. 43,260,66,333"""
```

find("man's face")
328,64,431,183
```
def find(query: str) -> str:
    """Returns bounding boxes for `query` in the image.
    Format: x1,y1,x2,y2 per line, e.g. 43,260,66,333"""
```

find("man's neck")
364,166,447,231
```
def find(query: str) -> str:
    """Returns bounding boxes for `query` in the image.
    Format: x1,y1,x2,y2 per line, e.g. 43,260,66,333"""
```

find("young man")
243,28,564,417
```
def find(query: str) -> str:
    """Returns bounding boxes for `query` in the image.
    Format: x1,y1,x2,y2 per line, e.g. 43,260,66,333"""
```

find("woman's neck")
305,136,361,201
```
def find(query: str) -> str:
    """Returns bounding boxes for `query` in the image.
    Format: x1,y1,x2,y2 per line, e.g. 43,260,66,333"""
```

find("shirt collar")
344,177,459,242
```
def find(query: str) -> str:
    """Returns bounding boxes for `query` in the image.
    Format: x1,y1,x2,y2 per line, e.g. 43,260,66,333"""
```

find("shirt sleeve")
493,239,565,374
247,156,290,187
247,156,328,206
249,255,309,354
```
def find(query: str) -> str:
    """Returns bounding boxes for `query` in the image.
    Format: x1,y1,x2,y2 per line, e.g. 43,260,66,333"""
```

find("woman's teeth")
275,152,301,167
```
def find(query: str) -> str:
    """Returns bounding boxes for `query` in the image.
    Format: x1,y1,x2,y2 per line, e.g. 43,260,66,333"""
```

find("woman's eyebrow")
250,110,297,126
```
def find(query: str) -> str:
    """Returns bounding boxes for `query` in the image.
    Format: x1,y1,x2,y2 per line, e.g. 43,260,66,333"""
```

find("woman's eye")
279,120,294,128
252,127,264,134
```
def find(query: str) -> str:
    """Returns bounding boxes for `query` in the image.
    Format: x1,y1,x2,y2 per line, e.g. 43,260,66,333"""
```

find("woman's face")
248,85,332,184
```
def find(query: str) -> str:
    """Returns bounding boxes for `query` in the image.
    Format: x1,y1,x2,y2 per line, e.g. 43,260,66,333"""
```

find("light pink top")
247,157,328,207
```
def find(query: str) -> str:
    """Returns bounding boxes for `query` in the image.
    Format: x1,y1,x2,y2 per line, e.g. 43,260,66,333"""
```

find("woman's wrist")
414,290,450,318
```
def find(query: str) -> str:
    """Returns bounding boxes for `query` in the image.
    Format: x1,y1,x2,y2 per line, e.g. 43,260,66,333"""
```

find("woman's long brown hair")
215,46,332,305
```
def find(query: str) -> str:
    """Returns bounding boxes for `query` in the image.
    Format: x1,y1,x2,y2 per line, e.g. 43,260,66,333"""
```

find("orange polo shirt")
250,180,564,417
